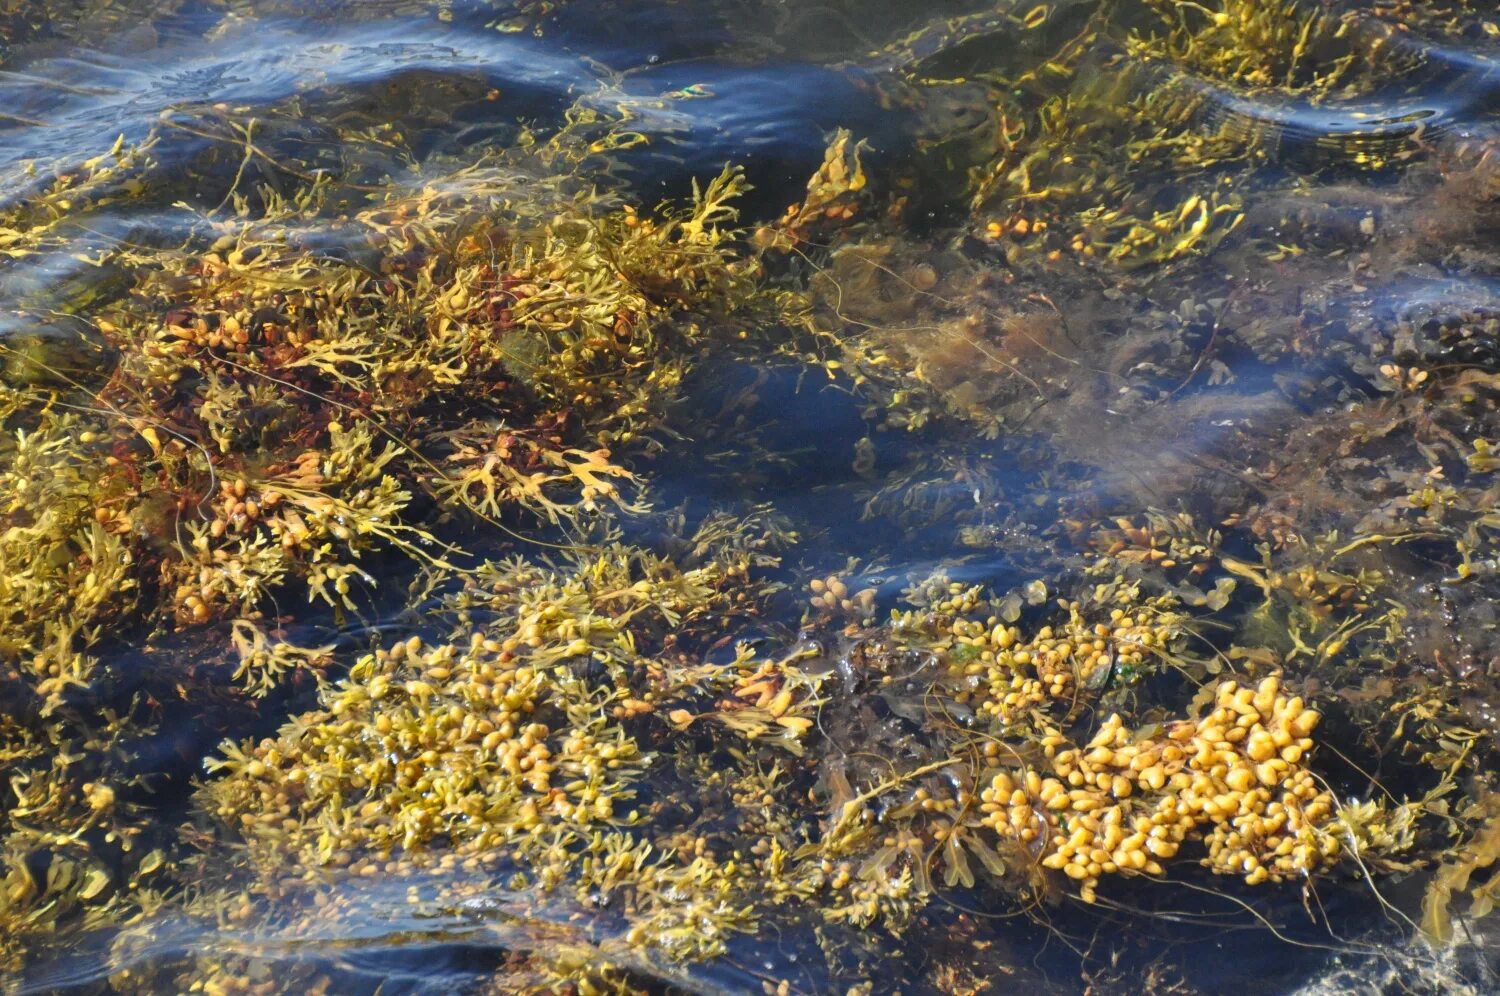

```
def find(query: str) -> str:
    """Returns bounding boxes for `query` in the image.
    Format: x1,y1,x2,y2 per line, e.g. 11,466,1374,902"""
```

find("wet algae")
4,0,1500,992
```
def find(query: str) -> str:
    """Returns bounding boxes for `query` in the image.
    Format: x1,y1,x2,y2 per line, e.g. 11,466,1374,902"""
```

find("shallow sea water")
7,0,1500,993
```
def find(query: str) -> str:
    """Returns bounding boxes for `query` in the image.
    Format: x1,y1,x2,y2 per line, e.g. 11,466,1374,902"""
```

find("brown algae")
5,0,1500,991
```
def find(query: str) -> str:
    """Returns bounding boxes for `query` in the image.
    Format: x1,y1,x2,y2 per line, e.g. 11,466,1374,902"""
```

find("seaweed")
9,0,1500,989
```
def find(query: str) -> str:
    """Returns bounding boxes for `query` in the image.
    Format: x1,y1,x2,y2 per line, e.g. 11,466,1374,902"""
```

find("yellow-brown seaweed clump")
981,676,1336,903
941,596,1187,724
207,632,648,873
174,524,833,981
200,522,819,875
93,157,758,631
0,131,766,717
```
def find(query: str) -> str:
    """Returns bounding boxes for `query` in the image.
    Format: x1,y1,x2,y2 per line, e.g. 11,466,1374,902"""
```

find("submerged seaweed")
5,0,1500,993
